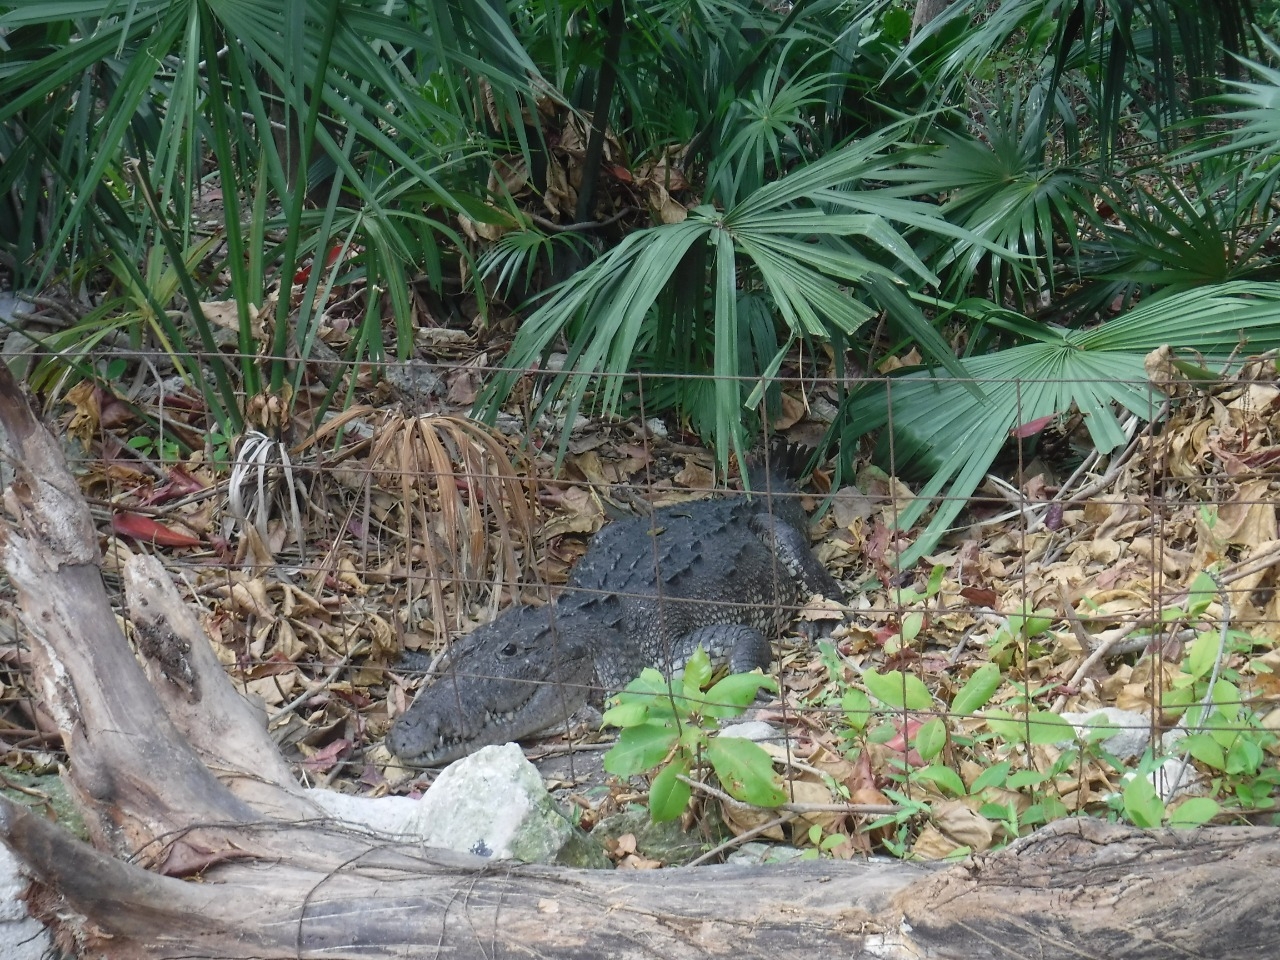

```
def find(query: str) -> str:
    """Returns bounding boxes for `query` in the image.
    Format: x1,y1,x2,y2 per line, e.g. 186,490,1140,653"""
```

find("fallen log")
0,361,1276,959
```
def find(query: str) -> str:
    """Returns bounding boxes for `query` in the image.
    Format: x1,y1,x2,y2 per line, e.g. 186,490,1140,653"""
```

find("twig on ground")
272,640,371,723
1052,621,1141,713
685,813,799,867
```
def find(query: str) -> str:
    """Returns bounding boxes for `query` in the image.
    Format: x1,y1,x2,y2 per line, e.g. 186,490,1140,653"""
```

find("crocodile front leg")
747,512,842,598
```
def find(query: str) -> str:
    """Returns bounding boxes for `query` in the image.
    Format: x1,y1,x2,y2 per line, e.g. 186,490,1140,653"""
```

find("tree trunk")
912,0,952,37
0,363,1277,959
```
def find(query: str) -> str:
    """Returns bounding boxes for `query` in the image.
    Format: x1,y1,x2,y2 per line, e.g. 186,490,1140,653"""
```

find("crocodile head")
386,603,598,766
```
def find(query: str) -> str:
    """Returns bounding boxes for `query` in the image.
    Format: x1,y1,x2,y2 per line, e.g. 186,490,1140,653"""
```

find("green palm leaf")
838,281,1280,566
475,134,973,468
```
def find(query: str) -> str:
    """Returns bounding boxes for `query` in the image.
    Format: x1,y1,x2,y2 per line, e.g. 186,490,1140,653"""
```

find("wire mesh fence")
1,345,1276,851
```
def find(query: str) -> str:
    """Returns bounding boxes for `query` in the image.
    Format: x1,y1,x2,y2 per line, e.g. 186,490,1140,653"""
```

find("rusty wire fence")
1,347,1276,842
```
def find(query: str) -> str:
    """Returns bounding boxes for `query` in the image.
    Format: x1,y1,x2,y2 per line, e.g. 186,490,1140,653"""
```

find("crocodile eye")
500,642,518,657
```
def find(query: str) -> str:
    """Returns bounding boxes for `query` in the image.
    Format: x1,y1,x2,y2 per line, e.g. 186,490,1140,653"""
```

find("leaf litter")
5,344,1280,863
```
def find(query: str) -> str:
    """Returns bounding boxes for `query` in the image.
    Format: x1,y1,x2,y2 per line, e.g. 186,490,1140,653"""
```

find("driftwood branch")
0,361,1277,958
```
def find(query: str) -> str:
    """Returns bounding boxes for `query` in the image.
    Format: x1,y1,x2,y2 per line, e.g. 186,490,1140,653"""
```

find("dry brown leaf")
229,579,274,619
272,620,308,662
569,450,610,487
616,853,663,870
541,486,604,537
772,393,807,430
673,458,715,490
720,798,787,840
242,671,298,707
335,557,368,595
64,380,106,449
1211,478,1277,546
784,778,842,836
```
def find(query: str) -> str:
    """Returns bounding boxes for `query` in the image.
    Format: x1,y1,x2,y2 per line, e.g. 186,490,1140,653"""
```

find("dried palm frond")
306,407,541,640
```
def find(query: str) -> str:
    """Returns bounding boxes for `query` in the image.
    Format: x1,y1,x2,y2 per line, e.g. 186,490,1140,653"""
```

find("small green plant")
125,433,183,465
601,647,785,822
986,604,1057,667
1134,570,1280,824
885,563,947,652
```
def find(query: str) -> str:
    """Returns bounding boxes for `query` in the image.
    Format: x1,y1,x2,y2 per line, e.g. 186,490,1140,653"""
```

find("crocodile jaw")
386,671,592,765
386,607,596,766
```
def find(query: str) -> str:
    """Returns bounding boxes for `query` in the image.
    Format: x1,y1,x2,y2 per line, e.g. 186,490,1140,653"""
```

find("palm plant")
833,283,1280,567
474,129,969,467
1203,33,1280,209
905,0,1260,163
469,0,992,468
879,91,1102,313
1056,161,1280,320
0,1,538,430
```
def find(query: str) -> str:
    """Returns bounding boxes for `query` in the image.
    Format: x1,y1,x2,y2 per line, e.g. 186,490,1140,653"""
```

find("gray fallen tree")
0,361,1276,959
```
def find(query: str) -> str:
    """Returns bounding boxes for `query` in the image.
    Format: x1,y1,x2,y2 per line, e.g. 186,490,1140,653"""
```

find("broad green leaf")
1006,769,1048,789
970,760,1012,793
703,672,776,718
600,701,649,729
1076,716,1119,744
706,737,786,807
1022,611,1055,637
925,563,946,596
679,722,709,754
914,717,947,760
841,689,873,733
951,663,1001,718
915,764,966,796
622,668,673,698
863,670,932,711
820,833,847,852
648,758,693,823
1024,711,1075,745
1169,797,1221,828
1181,733,1226,770
681,647,714,698
981,709,1023,741
1162,684,1197,713
1185,630,1220,680
1212,679,1241,721
603,723,676,777
1123,777,1166,828
1037,796,1069,822
1185,571,1218,616
901,611,924,644
983,709,1073,745
1227,737,1264,776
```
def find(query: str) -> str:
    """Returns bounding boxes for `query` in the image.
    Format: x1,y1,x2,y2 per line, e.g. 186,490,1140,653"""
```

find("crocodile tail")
744,437,817,489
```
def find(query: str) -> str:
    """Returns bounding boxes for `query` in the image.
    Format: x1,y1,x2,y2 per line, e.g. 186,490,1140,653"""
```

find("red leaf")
1011,414,1056,439
293,244,346,285
111,512,203,548
146,466,209,504
302,738,352,773
959,586,999,606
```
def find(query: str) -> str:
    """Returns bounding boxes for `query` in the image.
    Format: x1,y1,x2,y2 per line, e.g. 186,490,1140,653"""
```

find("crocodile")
386,455,840,766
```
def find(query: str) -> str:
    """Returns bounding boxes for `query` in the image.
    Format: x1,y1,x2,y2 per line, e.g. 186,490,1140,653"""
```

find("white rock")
1149,757,1204,803
0,842,54,960
407,743,576,863
1060,707,1150,760
306,788,423,836
719,721,783,743
644,418,669,438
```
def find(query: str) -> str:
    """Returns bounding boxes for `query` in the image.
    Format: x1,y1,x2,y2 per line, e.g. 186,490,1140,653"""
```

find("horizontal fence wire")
0,350,1274,813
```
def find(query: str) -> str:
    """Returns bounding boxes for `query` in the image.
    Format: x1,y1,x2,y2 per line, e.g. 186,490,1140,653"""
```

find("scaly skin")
387,470,840,766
